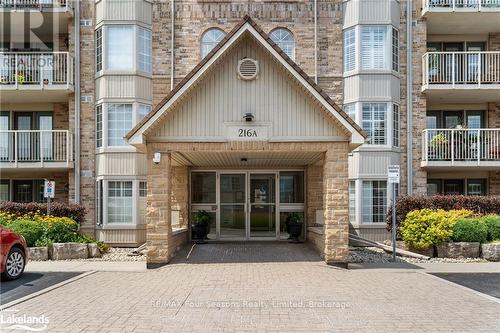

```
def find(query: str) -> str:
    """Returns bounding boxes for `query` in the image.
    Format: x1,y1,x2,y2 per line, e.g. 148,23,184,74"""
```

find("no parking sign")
44,180,55,199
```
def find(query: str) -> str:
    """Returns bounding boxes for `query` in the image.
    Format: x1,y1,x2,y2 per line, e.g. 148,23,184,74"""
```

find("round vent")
237,58,259,80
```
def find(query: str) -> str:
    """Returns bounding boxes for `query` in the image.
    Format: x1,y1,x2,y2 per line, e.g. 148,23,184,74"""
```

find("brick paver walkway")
1,243,499,332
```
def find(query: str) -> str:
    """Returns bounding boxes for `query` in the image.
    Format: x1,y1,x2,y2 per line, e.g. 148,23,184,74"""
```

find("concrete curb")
0,271,96,310
420,271,500,305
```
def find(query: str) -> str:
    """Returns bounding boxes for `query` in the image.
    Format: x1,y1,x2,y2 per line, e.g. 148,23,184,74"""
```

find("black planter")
288,222,303,243
192,223,208,244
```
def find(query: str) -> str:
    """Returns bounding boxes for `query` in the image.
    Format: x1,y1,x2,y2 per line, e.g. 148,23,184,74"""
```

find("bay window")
343,25,399,73
392,104,400,148
96,102,152,149
349,181,356,223
95,25,152,74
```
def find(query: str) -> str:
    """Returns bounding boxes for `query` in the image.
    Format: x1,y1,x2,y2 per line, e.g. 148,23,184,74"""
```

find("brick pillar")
322,144,349,268
146,151,172,268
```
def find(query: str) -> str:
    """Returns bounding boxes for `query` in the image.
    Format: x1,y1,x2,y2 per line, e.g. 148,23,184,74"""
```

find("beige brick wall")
151,0,343,106
306,162,323,227
171,166,189,228
399,1,428,196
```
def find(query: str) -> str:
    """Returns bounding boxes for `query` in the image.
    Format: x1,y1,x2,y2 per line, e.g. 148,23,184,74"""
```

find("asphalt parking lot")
0,271,82,305
431,273,500,299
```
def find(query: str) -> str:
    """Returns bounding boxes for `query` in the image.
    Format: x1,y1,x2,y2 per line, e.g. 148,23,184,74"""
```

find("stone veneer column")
146,151,172,268
322,144,349,268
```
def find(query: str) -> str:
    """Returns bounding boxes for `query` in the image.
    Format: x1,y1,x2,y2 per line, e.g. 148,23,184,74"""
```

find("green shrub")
400,209,474,250
6,219,45,247
452,218,488,243
479,215,500,241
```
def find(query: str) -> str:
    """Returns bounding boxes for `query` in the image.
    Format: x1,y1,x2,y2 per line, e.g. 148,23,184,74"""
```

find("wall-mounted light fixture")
153,152,161,164
240,158,248,162
243,113,254,122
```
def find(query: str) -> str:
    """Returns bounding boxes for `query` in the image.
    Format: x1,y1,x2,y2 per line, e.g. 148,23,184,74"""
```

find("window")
96,28,102,72
270,28,295,60
137,104,152,121
191,172,216,204
392,28,399,72
349,181,356,223
427,180,442,196
96,180,103,226
201,28,225,58
361,26,387,70
139,181,147,197
0,180,9,201
362,181,387,223
107,181,133,224
392,104,400,147
362,103,386,145
107,104,133,146
467,179,486,196
106,25,134,70
96,105,102,148
138,27,152,73
344,103,356,122
343,28,356,72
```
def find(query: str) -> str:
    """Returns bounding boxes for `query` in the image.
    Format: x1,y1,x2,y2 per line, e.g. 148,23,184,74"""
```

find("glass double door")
219,173,277,240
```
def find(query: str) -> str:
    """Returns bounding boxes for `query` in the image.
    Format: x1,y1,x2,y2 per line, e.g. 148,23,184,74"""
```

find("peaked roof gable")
126,15,367,146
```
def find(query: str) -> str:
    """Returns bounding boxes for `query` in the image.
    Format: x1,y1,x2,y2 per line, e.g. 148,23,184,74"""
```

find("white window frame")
96,102,152,150
343,27,356,72
362,102,387,145
361,180,388,224
95,24,152,75
392,103,400,148
200,28,226,59
95,27,103,72
96,179,147,228
269,27,296,60
343,25,399,75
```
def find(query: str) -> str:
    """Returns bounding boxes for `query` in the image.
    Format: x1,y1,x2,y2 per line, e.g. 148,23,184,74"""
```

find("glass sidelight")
249,174,276,238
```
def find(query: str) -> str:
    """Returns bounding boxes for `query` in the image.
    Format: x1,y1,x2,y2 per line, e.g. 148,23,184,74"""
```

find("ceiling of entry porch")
171,151,324,167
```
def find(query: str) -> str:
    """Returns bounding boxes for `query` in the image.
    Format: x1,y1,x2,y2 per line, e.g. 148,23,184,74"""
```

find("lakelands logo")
0,309,49,332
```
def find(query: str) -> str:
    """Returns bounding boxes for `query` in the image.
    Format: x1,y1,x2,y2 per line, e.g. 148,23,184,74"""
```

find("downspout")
170,0,175,90
406,0,413,195
314,0,318,84
74,0,81,203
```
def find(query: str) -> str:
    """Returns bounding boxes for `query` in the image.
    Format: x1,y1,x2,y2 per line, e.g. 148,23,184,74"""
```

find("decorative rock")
28,247,49,261
481,243,500,261
383,240,434,257
87,243,102,258
50,243,89,260
436,242,480,259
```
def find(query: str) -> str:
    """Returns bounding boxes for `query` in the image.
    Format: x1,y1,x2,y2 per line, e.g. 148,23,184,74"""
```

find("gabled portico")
126,16,366,268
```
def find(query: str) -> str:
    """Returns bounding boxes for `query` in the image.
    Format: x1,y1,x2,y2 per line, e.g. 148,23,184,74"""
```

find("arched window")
200,28,226,58
270,28,295,60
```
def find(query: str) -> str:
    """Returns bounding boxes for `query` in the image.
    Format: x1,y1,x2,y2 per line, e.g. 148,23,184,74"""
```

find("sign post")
387,165,400,262
44,180,55,215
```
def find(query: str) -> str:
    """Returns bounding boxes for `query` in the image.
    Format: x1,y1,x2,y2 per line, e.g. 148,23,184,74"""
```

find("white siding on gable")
149,37,346,141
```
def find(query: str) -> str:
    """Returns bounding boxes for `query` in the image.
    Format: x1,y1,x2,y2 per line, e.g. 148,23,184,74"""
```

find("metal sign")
387,165,400,184
44,180,55,199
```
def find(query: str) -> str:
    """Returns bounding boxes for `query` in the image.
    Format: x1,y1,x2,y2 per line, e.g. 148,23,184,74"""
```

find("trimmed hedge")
452,218,488,243
387,195,500,233
0,201,86,225
481,215,500,241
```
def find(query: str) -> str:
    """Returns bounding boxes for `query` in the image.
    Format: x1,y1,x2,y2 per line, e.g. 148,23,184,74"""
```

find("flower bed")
0,211,108,254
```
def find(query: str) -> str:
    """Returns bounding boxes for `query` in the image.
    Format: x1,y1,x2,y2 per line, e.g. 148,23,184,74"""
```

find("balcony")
422,128,500,169
0,52,74,102
422,52,500,102
0,0,73,13
0,130,73,172
422,0,500,34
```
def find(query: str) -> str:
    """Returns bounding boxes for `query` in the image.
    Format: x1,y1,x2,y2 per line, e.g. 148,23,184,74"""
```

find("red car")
1,226,28,280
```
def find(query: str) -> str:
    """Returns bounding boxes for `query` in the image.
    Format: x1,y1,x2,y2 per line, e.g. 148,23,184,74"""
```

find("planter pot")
28,247,49,261
481,243,500,261
192,224,208,244
436,242,480,259
288,222,303,243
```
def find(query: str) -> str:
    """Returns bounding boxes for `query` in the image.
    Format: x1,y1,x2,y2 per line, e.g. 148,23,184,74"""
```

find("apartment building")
1,0,499,265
